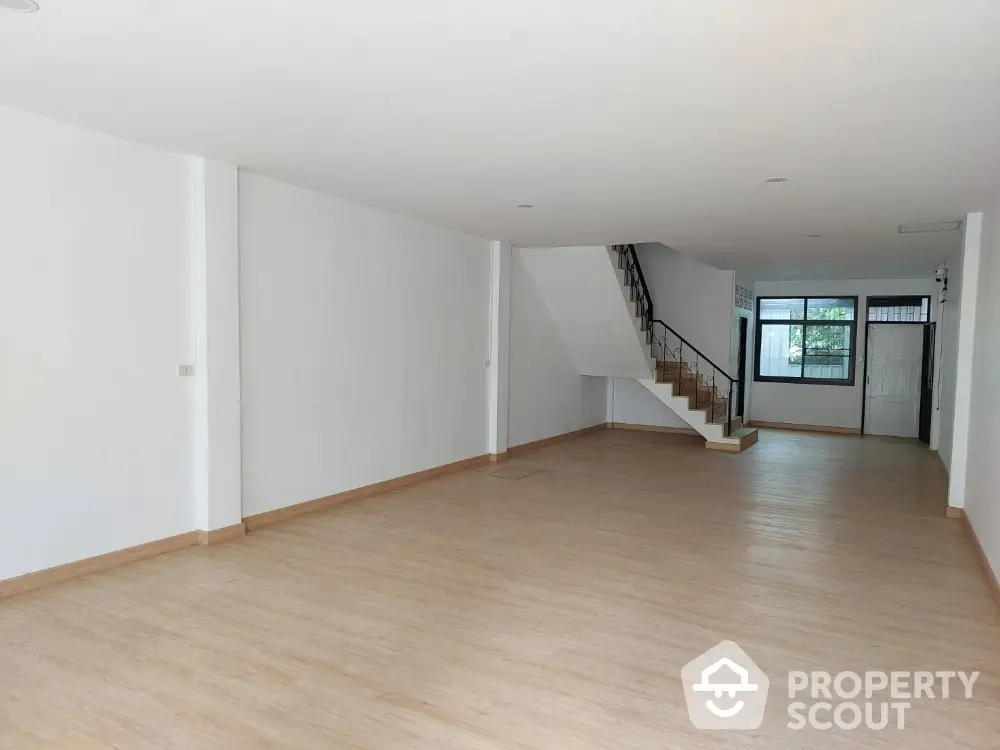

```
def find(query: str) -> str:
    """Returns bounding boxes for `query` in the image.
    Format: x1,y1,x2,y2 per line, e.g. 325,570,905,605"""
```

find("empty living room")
4,1,1000,747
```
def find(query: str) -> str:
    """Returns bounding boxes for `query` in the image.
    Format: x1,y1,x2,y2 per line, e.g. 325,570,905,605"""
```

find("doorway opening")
861,296,934,442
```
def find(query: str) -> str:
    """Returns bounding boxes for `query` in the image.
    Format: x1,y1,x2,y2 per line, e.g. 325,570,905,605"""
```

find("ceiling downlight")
0,0,39,11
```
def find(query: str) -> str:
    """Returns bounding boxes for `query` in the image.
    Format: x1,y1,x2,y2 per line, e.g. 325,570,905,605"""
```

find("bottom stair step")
705,427,759,453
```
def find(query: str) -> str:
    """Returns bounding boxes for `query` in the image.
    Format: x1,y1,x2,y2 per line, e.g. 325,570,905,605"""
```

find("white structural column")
929,291,944,452
487,241,512,457
190,158,244,531
948,212,983,510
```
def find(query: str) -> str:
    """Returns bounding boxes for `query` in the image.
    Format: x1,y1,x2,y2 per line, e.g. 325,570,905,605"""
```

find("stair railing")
612,244,653,340
611,244,738,437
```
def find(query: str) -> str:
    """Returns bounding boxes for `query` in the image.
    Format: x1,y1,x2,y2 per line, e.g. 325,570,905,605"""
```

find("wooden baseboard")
243,453,491,531
2,450,491,597
0,531,200,600
748,420,861,435
507,423,608,457
946,506,965,519
962,511,1000,614
489,451,509,463
611,422,699,436
198,523,247,545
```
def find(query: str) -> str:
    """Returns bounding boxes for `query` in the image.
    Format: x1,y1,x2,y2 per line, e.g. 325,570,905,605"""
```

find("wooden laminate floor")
1,429,999,748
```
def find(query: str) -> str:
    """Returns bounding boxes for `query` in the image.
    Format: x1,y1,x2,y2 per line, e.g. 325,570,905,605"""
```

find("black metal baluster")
694,354,700,407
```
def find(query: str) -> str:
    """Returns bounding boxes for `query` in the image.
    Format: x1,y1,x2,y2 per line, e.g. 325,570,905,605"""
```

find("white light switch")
178,364,195,377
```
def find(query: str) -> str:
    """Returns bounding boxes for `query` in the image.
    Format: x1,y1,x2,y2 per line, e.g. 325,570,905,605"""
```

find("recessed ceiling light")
516,204,534,209
0,0,39,11
765,177,788,183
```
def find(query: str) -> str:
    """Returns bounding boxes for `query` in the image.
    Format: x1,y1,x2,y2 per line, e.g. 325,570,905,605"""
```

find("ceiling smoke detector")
0,0,39,11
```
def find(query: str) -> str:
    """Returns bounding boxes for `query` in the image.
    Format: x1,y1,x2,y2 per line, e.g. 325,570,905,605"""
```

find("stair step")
705,427,759,453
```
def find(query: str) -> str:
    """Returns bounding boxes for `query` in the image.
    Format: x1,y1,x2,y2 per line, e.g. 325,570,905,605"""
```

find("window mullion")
801,322,808,378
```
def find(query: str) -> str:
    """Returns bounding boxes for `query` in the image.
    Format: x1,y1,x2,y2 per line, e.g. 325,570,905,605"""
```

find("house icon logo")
681,641,770,730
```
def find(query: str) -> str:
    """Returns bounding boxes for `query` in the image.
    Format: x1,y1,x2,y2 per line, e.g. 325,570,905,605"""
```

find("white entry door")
865,325,924,437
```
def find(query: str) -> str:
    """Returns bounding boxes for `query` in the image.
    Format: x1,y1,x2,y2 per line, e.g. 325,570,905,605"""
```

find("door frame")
918,322,936,444
859,295,933,437
737,316,748,418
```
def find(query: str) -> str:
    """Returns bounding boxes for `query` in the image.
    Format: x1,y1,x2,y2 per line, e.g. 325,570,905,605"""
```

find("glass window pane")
802,324,851,380
867,300,927,322
759,298,805,320
759,323,803,378
807,297,855,321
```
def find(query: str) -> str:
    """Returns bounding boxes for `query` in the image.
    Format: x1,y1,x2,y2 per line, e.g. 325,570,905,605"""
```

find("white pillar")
948,212,983,510
929,289,946,451
190,157,244,533
487,241,512,458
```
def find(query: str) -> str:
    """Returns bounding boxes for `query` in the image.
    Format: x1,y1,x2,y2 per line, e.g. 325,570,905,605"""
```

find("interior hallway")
1,429,998,748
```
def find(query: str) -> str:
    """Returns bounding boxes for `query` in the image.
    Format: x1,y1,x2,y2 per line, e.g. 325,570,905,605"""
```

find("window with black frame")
754,297,858,385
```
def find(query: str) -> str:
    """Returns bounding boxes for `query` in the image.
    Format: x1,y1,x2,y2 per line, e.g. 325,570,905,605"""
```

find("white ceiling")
3,0,999,279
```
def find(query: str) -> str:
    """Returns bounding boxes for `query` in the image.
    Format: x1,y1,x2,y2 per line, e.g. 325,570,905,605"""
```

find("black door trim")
860,294,934,437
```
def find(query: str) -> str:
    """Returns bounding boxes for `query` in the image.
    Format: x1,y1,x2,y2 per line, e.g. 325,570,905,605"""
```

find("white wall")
239,173,491,516
519,246,653,378
0,107,195,580
486,242,512,456
750,277,936,429
936,241,965,471
965,199,1000,573
190,158,244,532
946,215,984,509
508,248,607,446
606,378,690,429
637,243,735,370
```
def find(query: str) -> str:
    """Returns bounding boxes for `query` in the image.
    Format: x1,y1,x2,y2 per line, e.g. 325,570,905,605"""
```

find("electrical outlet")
178,364,195,377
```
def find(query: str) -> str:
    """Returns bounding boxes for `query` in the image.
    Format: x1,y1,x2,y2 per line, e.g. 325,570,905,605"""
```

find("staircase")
520,243,757,452
610,244,757,452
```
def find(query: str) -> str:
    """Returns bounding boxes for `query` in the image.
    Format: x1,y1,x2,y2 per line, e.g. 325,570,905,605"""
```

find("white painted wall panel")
637,243,735,370
0,107,195,580
936,243,964,471
239,173,491,516
965,198,1000,573
607,378,691,429
519,246,653,378
508,248,607,446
